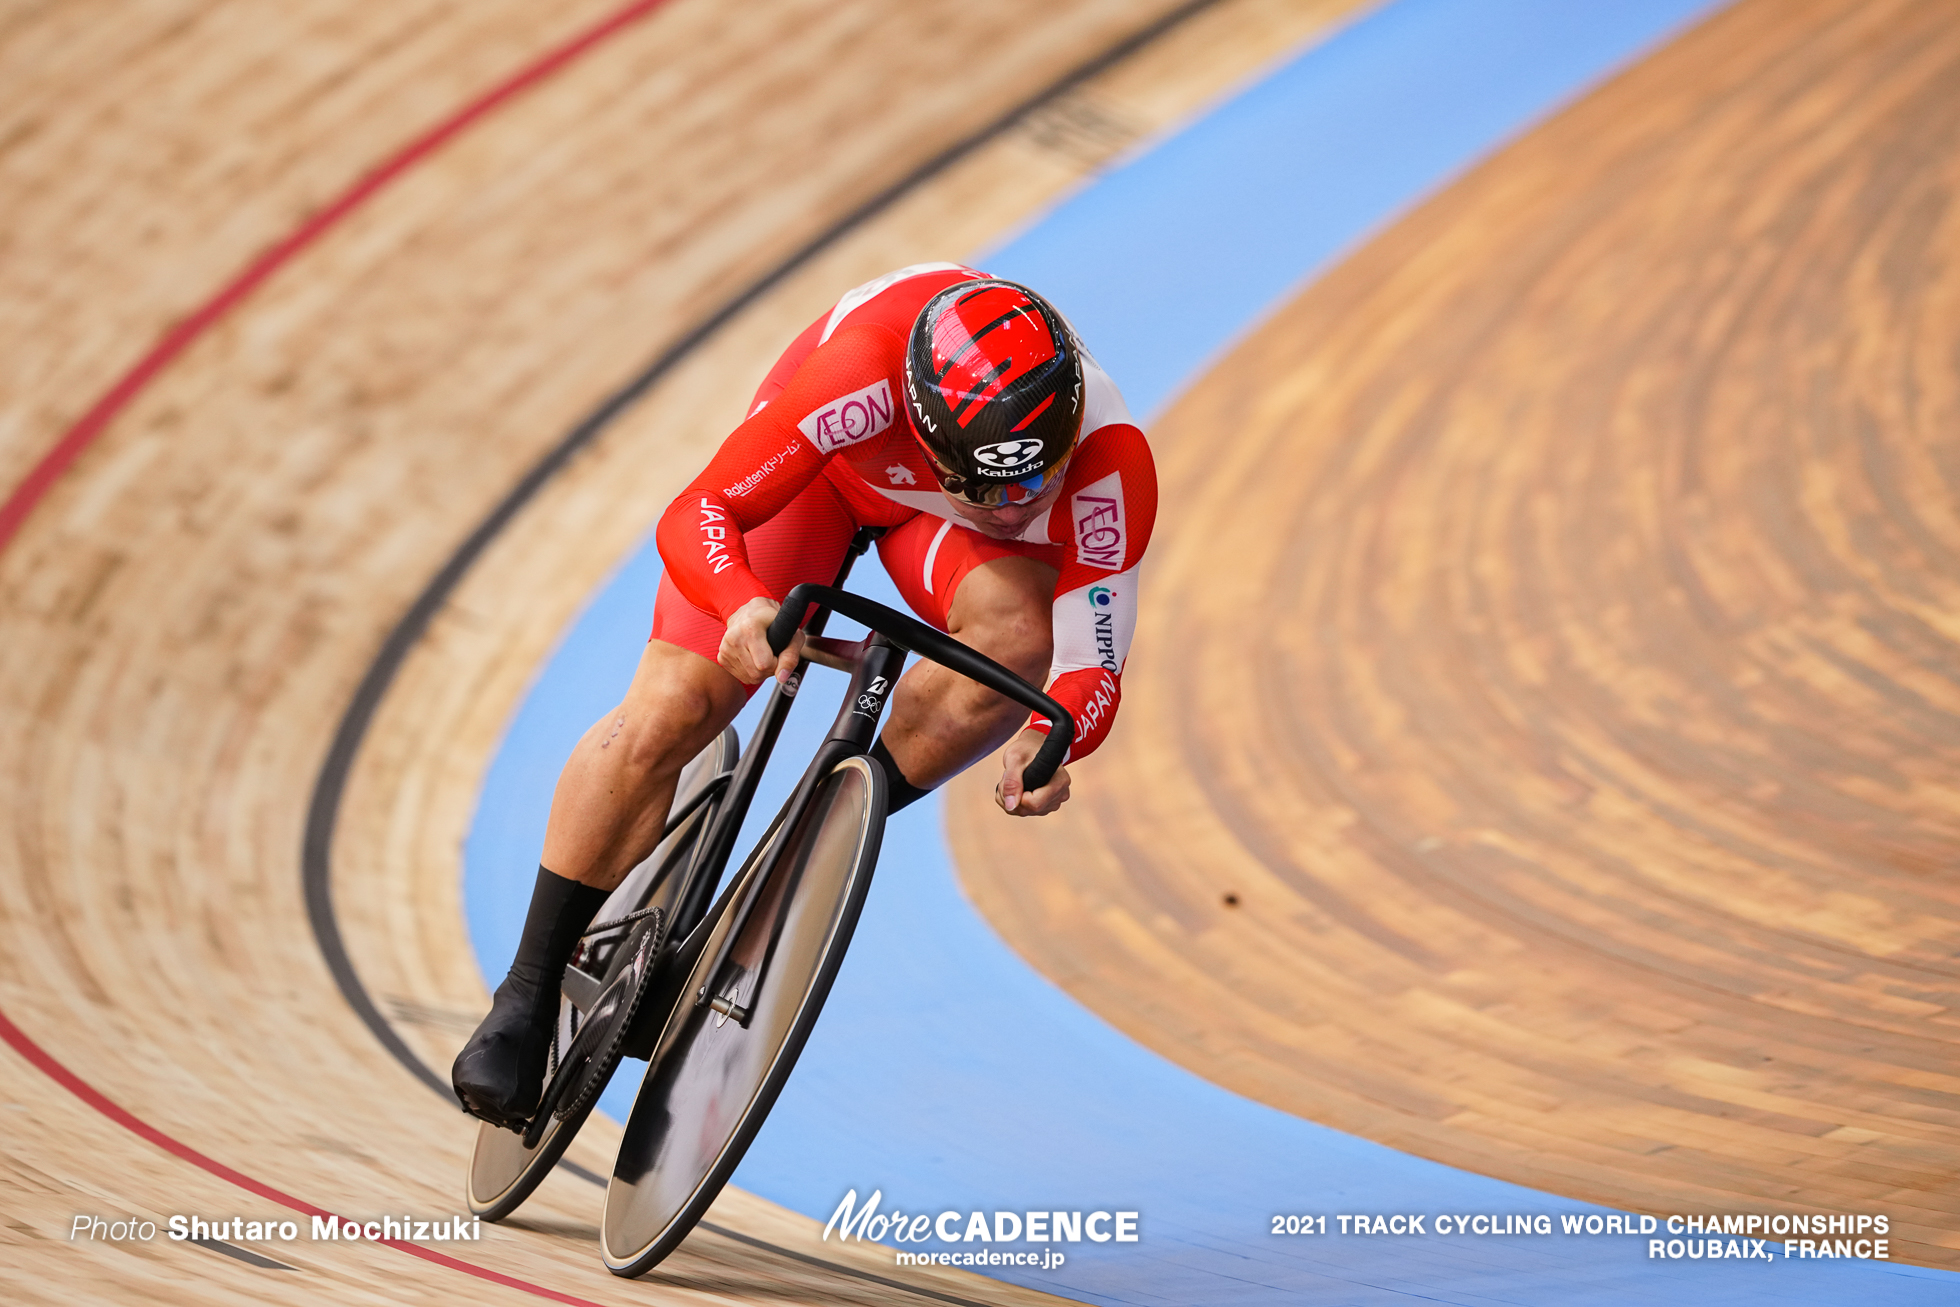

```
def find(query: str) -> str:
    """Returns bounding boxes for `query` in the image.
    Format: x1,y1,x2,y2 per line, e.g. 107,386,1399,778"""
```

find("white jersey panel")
820,263,979,344
1079,354,1134,438
860,481,1059,546
863,485,960,519
1051,565,1140,678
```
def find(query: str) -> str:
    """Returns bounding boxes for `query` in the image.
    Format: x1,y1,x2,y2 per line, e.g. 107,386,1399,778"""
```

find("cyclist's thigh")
878,515,1064,635
648,475,860,700
616,637,751,760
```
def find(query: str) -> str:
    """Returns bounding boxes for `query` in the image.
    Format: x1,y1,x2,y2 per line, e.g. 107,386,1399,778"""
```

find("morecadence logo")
824,1187,1138,1273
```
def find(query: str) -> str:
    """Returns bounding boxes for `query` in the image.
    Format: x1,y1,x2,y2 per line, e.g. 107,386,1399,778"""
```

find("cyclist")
454,264,1157,1127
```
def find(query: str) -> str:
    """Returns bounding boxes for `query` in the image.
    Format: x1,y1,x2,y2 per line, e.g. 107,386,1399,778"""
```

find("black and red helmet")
904,279,1084,507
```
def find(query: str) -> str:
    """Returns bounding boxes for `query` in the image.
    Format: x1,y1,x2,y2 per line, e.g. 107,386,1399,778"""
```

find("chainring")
523,908,666,1147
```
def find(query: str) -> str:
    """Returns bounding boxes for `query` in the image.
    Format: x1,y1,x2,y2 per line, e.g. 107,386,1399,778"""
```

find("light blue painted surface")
986,0,1719,421
462,1,1957,1301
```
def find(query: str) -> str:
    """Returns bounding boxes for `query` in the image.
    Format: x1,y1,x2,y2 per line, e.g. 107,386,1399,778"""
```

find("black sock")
868,736,934,813
507,866,610,996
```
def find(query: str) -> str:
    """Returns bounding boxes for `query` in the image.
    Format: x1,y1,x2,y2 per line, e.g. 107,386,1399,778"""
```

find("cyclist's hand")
719,596,803,686
997,727,1070,817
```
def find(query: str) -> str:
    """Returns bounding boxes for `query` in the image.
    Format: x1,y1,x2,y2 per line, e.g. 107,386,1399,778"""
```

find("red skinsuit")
653,263,1156,759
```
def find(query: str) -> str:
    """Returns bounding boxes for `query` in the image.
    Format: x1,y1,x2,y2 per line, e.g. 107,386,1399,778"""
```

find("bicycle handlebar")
768,584,1075,792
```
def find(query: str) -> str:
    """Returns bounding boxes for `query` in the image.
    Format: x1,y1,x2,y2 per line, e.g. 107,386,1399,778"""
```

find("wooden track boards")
953,0,1960,1270
0,1,1365,1302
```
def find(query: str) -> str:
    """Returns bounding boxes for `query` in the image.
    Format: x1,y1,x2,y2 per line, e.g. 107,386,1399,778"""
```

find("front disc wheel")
599,756,885,1277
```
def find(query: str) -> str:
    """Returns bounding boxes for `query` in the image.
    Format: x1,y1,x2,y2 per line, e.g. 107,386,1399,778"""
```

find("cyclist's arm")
1028,420,1158,760
655,323,904,620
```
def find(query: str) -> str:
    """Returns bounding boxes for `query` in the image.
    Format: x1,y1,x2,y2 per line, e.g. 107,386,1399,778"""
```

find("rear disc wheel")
464,728,736,1220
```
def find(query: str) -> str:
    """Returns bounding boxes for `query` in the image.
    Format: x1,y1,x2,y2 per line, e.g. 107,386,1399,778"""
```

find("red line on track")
0,2,674,1302
0,1008,611,1305
0,0,671,556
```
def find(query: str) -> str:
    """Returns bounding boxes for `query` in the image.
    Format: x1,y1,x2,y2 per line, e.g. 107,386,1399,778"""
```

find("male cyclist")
454,263,1157,1127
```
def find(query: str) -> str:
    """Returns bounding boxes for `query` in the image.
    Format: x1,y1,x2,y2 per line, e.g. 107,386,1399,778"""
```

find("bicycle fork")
696,634,906,1027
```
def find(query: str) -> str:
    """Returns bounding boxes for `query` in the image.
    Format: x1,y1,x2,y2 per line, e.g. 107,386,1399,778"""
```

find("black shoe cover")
451,974,557,1129
452,867,609,1130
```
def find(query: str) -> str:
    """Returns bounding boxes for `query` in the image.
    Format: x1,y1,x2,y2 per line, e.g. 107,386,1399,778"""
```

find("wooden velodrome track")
0,1,1367,1303
7,0,1958,1301
955,0,1960,1272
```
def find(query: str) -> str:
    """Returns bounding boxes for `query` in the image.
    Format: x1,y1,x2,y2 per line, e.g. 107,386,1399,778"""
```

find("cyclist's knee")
949,559,1055,689
966,611,1052,689
948,609,1052,721
613,643,743,774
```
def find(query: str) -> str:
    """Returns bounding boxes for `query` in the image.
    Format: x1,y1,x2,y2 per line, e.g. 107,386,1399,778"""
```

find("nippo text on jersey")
1088,585,1119,671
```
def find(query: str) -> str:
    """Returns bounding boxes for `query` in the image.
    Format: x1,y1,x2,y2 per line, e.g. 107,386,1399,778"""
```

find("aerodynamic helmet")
904,279,1084,508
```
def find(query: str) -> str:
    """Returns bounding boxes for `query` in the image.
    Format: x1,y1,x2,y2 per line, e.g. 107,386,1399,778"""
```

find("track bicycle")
463,528,1075,1280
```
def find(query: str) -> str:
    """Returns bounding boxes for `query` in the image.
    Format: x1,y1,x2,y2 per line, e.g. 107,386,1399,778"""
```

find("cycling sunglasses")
926,450,1072,509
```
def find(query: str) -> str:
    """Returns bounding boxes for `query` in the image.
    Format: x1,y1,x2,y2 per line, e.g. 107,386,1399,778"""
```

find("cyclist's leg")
542,637,748,891
546,474,863,887
453,476,857,1125
872,516,1061,798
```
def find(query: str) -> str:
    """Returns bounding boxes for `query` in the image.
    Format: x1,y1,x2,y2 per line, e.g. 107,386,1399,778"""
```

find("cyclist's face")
941,476,1065,538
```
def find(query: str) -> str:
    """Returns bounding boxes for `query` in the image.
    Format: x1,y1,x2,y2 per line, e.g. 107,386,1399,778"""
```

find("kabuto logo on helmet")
905,277,1085,500
973,438,1045,474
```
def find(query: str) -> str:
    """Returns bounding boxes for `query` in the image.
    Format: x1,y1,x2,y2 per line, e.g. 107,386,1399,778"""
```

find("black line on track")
190,1237,300,1271
301,0,1227,1295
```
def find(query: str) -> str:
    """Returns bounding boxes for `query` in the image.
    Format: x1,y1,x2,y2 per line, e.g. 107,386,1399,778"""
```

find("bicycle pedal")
559,964,603,1015
459,1098,533,1134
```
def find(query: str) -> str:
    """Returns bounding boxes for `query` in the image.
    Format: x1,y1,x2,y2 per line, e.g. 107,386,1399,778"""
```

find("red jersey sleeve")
655,323,905,619
1032,419,1157,759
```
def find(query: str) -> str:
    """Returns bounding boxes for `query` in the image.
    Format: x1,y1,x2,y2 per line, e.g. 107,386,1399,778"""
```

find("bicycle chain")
580,902,666,941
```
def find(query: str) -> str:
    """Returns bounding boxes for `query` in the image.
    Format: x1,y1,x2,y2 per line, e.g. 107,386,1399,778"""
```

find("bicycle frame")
694,630,906,1025
617,539,1079,1054
687,579,1077,1024
594,554,1082,1277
